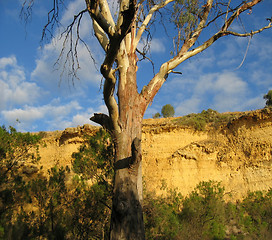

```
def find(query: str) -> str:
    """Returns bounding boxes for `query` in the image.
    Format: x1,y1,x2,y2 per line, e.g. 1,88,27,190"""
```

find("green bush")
263,90,272,107
153,112,161,119
240,189,272,239
144,188,183,240
179,181,226,240
0,127,112,240
72,128,114,183
161,104,175,118
0,126,41,239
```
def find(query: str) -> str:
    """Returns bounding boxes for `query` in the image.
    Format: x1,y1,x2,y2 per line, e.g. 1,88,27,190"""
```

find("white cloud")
2,107,44,123
250,35,272,61
138,38,166,55
2,99,81,131
150,38,166,53
0,56,17,69
0,56,42,111
175,98,202,116
172,71,249,115
1,97,108,132
213,72,247,95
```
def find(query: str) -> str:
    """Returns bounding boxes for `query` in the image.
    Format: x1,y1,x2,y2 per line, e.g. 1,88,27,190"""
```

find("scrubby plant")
263,90,272,107
144,188,183,240
240,189,272,239
153,112,161,119
161,104,175,118
179,181,227,240
0,126,41,238
72,128,114,183
174,109,236,130
24,166,111,240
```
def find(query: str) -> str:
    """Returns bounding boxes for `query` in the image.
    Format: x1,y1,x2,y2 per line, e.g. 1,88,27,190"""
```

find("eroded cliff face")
36,109,272,200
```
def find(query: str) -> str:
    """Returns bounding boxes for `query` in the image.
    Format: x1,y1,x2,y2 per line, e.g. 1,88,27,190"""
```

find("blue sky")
0,0,272,132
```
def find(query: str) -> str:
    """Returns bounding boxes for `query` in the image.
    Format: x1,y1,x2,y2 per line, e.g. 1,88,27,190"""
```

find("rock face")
142,109,272,200
37,109,272,200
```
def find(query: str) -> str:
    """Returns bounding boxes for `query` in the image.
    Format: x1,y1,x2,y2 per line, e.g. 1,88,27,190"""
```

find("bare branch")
55,9,93,84
136,48,155,75
225,23,272,37
222,0,263,31
20,0,34,22
90,113,112,130
134,0,174,52
235,35,252,70
20,0,66,42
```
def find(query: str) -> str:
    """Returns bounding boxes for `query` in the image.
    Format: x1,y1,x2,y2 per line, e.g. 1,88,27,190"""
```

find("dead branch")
54,9,99,84
136,48,155,75
90,113,112,130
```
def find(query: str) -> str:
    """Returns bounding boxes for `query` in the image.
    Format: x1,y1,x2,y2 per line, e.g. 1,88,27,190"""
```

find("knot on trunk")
130,137,141,166
116,200,129,216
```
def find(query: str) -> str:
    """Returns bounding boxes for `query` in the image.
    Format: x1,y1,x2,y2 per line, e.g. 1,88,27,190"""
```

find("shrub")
240,189,272,239
263,90,272,107
179,181,226,240
153,112,161,119
161,104,175,118
0,126,41,238
144,188,183,240
72,128,114,183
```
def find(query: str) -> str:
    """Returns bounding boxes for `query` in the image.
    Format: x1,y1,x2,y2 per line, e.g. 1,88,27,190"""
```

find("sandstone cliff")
35,108,272,200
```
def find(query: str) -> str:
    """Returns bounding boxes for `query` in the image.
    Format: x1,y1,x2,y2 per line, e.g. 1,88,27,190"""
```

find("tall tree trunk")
109,55,145,240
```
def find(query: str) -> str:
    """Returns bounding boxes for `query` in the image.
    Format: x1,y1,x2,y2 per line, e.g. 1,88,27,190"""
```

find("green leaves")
144,181,272,240
263,89,272,107
171,0,202,47
72,128,114,183
161,104,175,118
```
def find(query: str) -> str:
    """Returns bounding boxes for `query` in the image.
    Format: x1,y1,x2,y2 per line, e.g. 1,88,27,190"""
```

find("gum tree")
161,104,175,118
21,0,272,239
264,89,272,106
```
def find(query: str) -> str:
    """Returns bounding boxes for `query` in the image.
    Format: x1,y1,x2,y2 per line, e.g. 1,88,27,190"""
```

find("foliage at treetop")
263,89,272,107
161,104,175,118
153,112,161,119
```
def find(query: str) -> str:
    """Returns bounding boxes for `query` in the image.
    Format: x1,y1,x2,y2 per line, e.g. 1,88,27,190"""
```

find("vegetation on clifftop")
173,109,237,131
